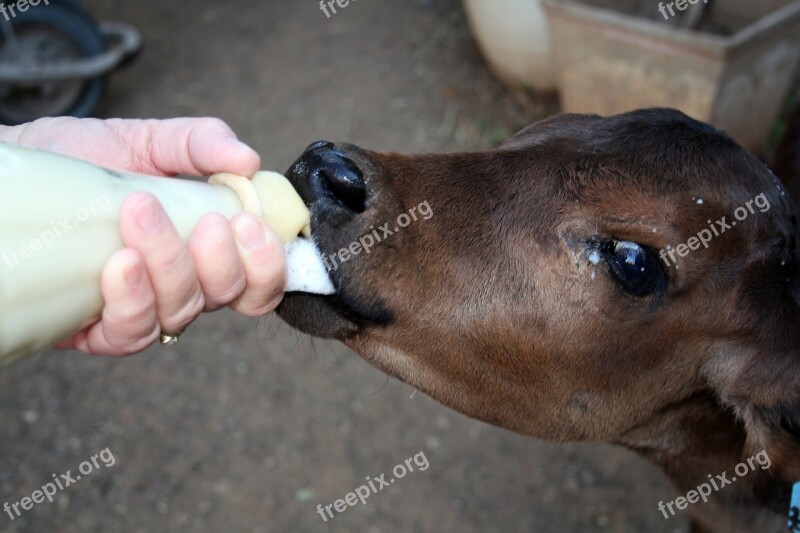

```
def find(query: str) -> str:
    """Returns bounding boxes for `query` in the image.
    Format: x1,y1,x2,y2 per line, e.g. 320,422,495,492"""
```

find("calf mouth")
276,141,394,340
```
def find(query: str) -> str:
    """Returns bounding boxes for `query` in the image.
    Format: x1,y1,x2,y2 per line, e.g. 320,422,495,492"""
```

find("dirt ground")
0,1,688,532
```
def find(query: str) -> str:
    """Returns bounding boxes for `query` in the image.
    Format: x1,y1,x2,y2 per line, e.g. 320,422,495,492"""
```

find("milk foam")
284,238,336,295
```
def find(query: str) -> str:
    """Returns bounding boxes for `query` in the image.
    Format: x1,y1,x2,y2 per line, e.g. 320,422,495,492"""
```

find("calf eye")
606,241,666,297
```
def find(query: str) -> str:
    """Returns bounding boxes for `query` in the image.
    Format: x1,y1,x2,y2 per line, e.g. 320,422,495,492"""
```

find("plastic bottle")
0,143,333,364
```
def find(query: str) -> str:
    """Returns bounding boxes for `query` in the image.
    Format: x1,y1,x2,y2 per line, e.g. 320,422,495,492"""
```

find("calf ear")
718,236,800,509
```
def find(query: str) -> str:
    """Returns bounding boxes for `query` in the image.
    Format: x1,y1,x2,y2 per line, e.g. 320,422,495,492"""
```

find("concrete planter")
543,0,800,155
462,0,557,92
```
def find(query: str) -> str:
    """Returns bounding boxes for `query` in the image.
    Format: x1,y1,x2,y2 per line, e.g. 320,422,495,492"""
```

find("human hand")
0,117,287,356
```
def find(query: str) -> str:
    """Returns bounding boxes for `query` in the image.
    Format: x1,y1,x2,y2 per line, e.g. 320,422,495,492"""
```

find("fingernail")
227,136,254,151
234,215,267,251
224,136,258,158
134,198,165,233
125,262,145,288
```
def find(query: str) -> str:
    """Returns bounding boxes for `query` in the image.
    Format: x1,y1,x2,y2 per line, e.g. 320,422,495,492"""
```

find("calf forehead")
517,116,776,211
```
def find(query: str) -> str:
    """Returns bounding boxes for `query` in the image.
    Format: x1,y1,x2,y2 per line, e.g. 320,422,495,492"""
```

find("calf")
278,108,800,532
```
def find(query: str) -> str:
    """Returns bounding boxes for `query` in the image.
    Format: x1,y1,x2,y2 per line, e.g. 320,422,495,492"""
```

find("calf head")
278,109,800,524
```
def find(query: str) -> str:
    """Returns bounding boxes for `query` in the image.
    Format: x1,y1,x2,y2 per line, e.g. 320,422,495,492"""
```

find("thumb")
114,117,262,177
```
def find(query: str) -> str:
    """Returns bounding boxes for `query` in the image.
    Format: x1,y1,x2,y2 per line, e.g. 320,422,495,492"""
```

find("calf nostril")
304,140,335,153
316,153,367,214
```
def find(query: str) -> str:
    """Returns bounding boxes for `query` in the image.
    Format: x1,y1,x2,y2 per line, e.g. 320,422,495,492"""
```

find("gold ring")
159,331,183,346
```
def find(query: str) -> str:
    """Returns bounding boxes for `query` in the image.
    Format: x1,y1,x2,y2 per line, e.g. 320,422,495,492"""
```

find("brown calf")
279,108,800,532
